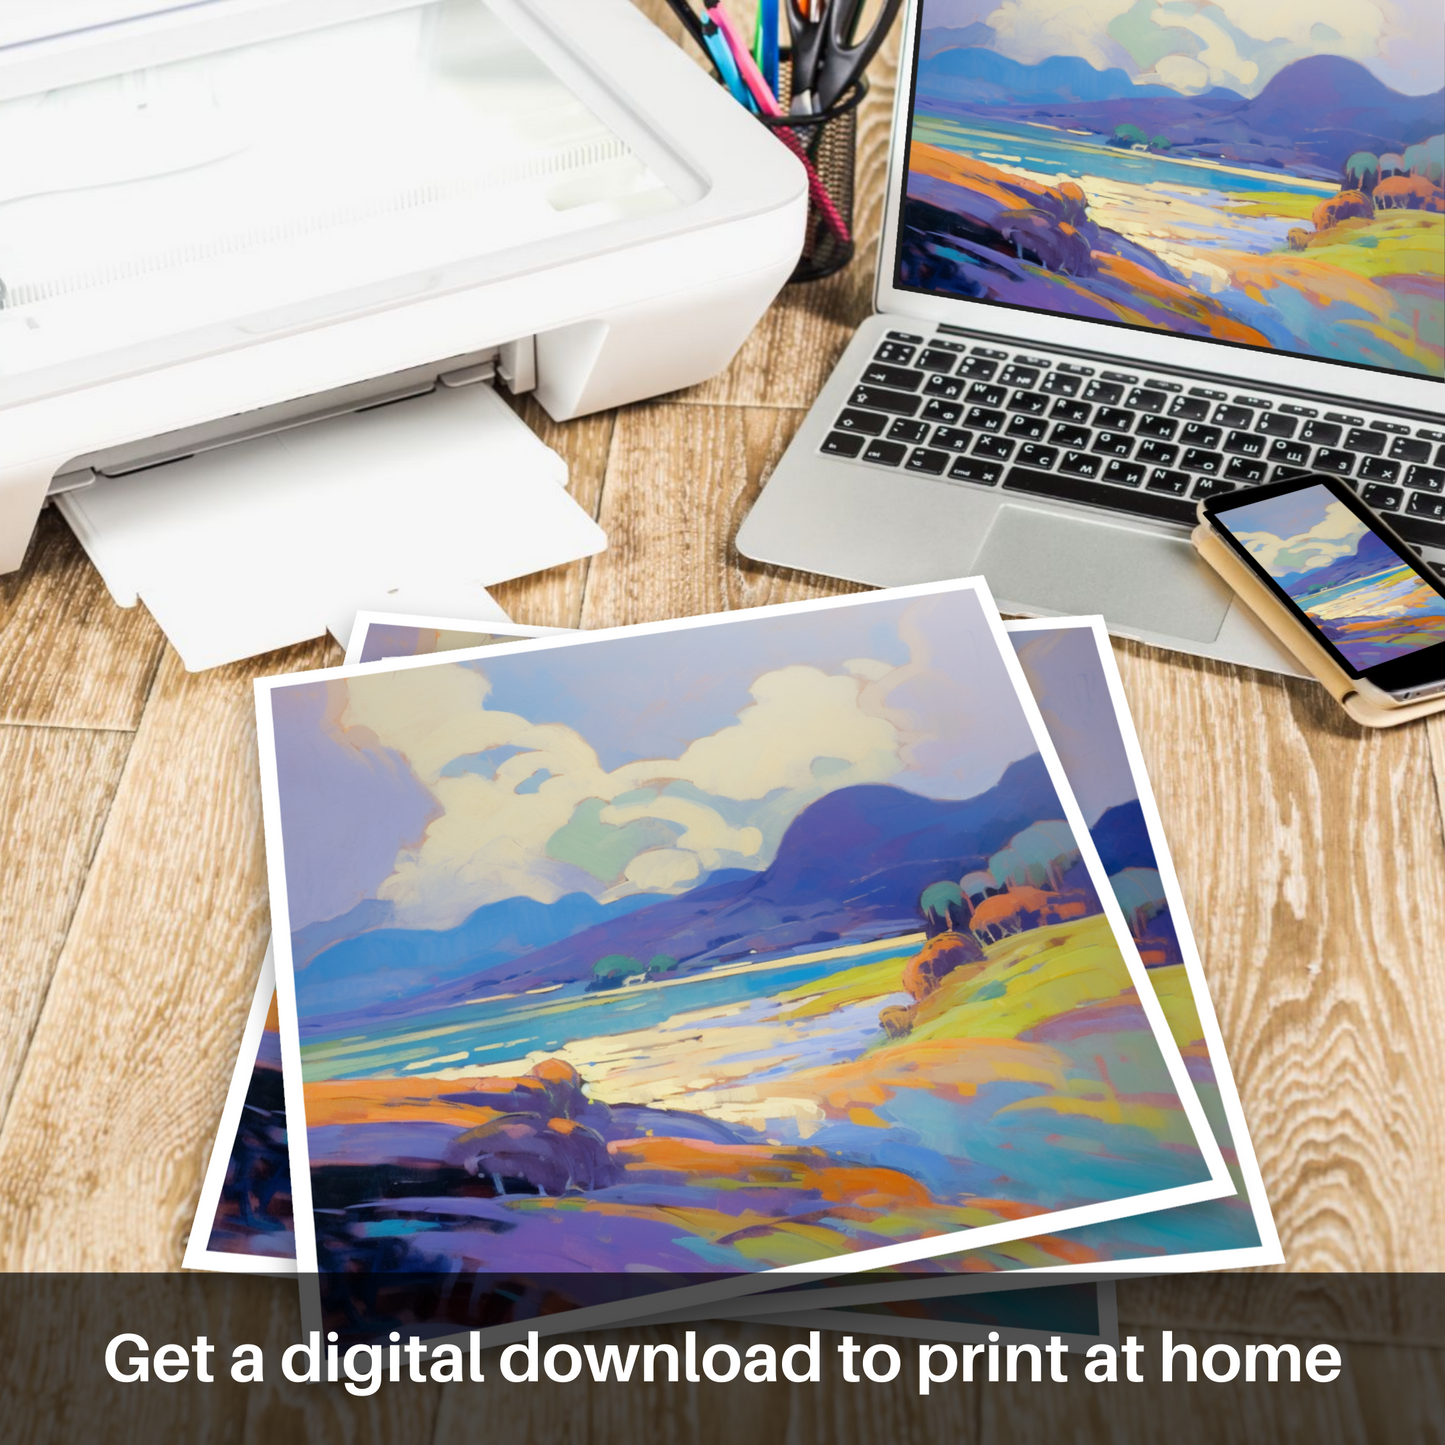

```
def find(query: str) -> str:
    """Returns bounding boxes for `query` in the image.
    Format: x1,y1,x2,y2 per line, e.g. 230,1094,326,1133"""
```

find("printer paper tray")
57,384,605,671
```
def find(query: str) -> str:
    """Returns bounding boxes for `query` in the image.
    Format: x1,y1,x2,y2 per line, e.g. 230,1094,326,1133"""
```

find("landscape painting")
1222,482,1445,667
904,0,1444,375
261,586,1223,1307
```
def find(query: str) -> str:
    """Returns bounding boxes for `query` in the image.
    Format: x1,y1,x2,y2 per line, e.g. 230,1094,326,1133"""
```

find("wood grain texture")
579,403,865,630
1109,637,1445,1270
0,725,133,1125
0,509,165,730
0,640,333,1269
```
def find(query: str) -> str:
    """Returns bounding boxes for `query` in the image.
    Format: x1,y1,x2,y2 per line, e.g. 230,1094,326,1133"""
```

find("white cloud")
338,660,907,929
984,0,1136,69
1236,499,1369,575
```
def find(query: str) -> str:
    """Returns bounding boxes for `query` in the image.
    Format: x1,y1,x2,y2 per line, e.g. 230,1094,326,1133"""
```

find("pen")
753,0,780,98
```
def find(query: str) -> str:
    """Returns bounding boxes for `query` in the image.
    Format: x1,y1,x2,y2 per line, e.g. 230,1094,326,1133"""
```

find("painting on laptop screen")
900,0,1444,378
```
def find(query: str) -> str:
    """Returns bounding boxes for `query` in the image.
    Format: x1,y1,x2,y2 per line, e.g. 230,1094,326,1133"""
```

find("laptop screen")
895,0,1444,381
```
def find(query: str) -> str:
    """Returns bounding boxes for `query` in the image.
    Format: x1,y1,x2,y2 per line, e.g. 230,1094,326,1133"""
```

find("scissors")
785,0,903,113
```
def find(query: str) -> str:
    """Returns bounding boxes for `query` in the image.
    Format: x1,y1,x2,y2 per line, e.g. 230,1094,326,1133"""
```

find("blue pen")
757,0,779,97
700,14,755,110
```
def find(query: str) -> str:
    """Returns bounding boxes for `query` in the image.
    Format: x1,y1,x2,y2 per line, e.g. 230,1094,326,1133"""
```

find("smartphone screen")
1204,475,1445,695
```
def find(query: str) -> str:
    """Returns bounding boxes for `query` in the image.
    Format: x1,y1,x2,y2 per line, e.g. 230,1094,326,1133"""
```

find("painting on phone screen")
1221,483,1445,668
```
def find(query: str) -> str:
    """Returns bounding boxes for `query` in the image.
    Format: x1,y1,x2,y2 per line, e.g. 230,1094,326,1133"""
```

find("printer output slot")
46,339,540,496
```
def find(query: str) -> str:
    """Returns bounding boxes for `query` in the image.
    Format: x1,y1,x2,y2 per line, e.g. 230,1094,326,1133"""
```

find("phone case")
1192,522,1445,729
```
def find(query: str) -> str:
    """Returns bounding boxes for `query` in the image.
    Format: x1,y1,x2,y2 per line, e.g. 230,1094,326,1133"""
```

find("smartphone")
1200,473,1445,705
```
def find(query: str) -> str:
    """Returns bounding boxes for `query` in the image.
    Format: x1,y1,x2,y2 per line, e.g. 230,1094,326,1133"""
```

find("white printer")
0,0,806,662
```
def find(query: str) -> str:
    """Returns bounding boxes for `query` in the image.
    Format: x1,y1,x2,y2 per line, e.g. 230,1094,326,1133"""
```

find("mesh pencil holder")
758,63,867,283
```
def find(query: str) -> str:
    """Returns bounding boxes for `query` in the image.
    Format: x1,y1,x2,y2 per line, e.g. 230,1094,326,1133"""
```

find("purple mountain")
1090,799,1154,876
303,754,1061,1032
1276,529,1407,600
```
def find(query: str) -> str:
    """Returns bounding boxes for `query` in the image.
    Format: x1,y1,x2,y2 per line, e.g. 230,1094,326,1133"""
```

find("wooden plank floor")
0,5,1441,1439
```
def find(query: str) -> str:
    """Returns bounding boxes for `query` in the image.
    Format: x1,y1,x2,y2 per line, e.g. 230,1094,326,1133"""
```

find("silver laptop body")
738,1,1445,674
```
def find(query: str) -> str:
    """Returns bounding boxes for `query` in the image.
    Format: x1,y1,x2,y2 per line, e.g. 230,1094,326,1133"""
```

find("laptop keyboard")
821,330,1445,555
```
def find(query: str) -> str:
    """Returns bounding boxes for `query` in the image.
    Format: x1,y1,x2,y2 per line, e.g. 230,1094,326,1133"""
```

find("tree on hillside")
645,954,679,975
919,880,970,937
988,821,1080,891
590,954,639,990
1402,136,1443,183
1344,151,1379,192
1149,134,1171,151
960,869,996,903
1379,152,1405,178
1111,122,1147,148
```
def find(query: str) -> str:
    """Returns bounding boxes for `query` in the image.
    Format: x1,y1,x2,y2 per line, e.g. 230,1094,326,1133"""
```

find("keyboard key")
1300,420,1341,446
916,348,958,373
1182,448,1223,474
1268,438,1312,467
1215,404,1254,429
1189,386,1228,401
970,345,1007,359
1223,430,1266,458
886,330,923,343
1406,465,1445,493
1224,456,1268,483
1050,423,1091,450
1279,403,1317,417
948,457,1003,485
966,383,1008,407
1406,491,1445,521
1060,450,1103,478
1050,398,1092,424
1083,380,1124,405
850,384,921,417
874,342,916,365
964,406,1006,432
998,364,1040,388
1095,406,1134,432
1057,362,1094,376
930,427,973,452
862,363,925,390
1257,413,1298,438
860,438,907,467
1180,423,1222,449
1272,465,1315,481
933,340,969,353
1101,370,1137,384
1314,448,1354,476
1389,436,1431,464
821,431,865,458
1147,469,1191,495
1192,477,1236,499
1092,432,1134,457
1144,378,1181,393
887,418,932,444
1126,388,1167,413
906,447,950,476
1369,419,1409,435
1169,395,1212,421
922,398,962,424
1136,440,1179,467
835,408,889,435
1003,465,1197,524
1423,428,1445,443
1438,445,1445,467
1008,390,1050,415
1359,456,1400,483
957,356,999,380
1103,459,1145,487
1006,414,1048,441
1016,443,1059,470
1393,513,1445,550
1325,411,1363,426
923,374,966,400
1136,414,1178,440
1041,372,1081,397
1344,427,1385,456
973,435,1015,461
1361,483,1403,511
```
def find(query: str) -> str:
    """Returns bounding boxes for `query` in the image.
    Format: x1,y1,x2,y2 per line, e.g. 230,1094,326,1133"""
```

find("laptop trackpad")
976,505,1233,643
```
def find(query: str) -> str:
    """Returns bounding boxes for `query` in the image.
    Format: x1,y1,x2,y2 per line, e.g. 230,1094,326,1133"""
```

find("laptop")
737,0,1444,673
